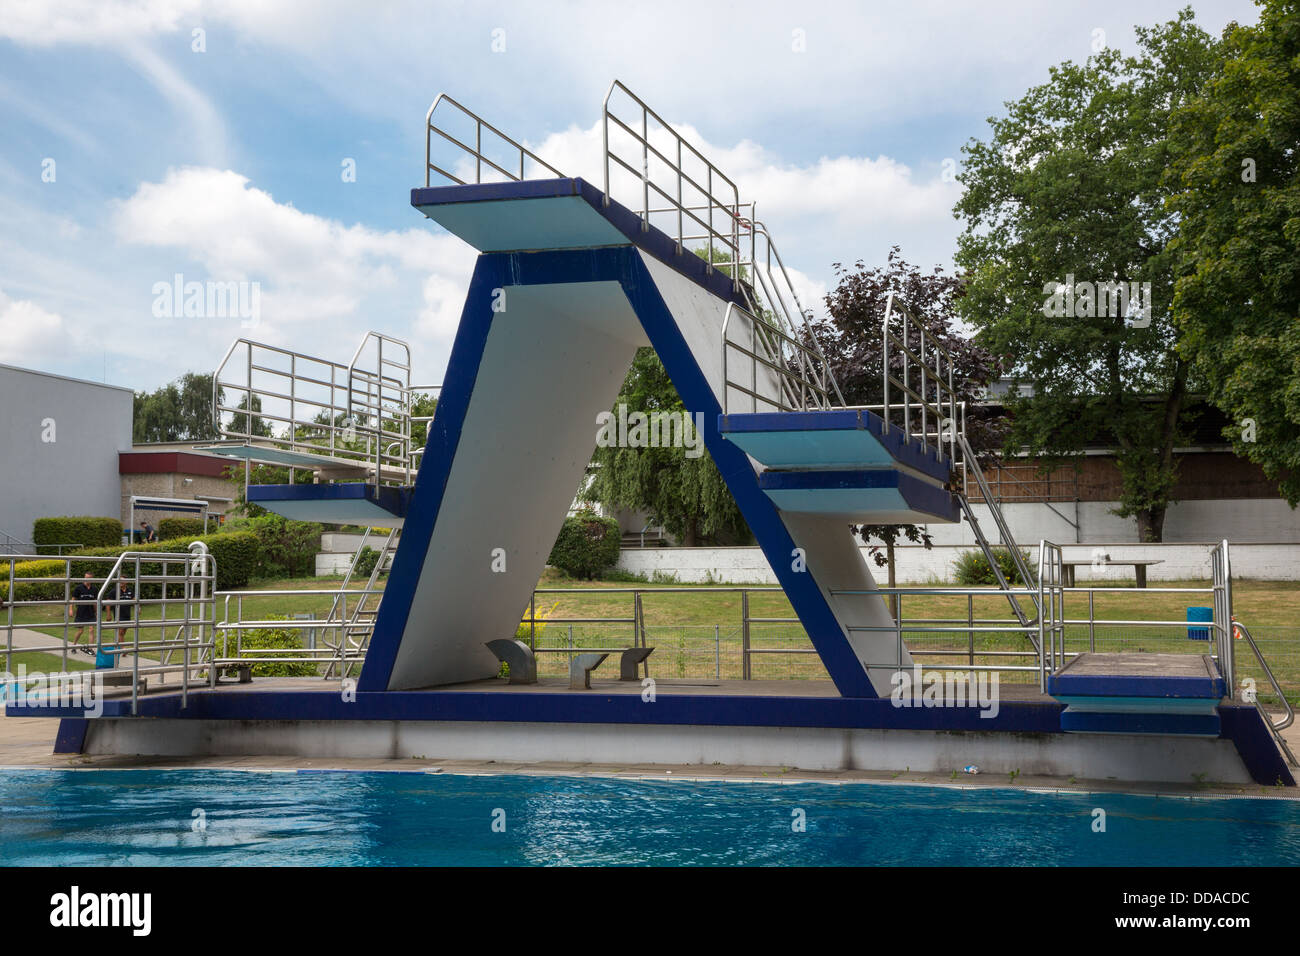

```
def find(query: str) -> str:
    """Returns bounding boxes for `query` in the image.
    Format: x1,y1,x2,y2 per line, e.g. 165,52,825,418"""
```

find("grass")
4,568,1297,703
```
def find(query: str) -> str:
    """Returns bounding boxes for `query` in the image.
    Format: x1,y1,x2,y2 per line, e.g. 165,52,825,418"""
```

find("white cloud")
0,288,65,365
111,166,477,381
0,0,199,46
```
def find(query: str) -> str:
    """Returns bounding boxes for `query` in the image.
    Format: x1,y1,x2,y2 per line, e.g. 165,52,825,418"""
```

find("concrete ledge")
81,718,1255,786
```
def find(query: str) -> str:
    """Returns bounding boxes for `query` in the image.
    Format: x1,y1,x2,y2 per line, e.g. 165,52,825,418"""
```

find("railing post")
967,593,974,667
741,590,751,680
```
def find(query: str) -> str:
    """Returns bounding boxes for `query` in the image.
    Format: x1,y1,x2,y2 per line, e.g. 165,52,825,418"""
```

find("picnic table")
1060,558,1163,588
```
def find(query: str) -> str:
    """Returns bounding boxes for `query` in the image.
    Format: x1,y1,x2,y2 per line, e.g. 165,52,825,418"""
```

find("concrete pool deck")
2,712,1296,801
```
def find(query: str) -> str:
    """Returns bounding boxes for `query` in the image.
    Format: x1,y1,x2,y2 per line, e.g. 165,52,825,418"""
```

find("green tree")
953,9,1222,540
133,372,222,443
582,347,750,546
1168,0,1300,504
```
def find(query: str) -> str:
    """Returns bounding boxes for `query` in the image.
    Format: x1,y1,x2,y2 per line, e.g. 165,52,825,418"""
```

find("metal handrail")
425,92,565,187
721,302,836,413
602,79,742,285
1234,621,1295,734
881,292,959,464
211,331,415,484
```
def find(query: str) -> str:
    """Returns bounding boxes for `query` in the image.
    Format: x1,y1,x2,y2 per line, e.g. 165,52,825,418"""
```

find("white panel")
387,281,648,689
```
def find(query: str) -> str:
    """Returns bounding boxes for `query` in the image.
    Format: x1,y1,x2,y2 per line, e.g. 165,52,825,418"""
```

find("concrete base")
81,718,1255,786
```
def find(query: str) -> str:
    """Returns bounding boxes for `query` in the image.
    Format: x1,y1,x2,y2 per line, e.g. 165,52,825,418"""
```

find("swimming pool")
0,769,1296,866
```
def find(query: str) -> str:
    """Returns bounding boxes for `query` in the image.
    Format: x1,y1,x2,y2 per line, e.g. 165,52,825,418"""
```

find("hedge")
0,560,70,602
68,531,259,591
547,511,620,580
32,517,122,553
221,514,322,579
157,517,206,541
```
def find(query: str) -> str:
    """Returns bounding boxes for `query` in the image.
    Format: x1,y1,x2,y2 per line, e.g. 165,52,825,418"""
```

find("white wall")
618,540,1300,584
927,499,1300,546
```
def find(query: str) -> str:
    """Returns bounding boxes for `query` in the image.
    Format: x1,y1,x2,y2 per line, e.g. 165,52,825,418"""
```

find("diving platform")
7,80,1292,791
245,482,411,527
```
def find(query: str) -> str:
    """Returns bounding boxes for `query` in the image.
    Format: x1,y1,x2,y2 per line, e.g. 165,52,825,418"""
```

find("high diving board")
246,483,411,528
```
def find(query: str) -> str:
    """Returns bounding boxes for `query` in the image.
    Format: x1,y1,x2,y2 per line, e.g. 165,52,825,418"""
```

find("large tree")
804,248,1004,593
1168,0,1300,504
582,347,750,546
953,9,1222,540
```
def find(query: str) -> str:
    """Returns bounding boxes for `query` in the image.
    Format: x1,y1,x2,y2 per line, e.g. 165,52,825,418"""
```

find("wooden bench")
1061,558,1164,588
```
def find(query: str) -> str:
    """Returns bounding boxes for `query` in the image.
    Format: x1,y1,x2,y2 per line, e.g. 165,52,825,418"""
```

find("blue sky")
0,0,1262,393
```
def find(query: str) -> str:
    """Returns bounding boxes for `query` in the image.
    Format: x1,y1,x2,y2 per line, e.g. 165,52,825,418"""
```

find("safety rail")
603,80,743,284
425,93,565,187
211,331,415,484
603,82,844,411
1,546,216,715
214,588,380,675
880,292,961,465
721,302,837,413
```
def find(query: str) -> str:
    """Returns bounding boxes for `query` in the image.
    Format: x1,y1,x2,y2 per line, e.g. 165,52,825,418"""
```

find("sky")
0,0,1264,394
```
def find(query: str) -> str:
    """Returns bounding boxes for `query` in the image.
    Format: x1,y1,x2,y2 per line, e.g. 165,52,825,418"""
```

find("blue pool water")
0,769,1297,866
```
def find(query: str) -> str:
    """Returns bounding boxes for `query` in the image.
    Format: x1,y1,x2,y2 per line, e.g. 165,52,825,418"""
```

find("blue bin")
95,646,118,668
1187,606,1213,641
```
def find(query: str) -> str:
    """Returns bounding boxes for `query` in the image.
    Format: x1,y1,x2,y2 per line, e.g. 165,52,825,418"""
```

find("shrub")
547,511,620,580
69,531,259,591
220,614,318,677
953,548,1032,586
157,517,206,541
0,560,70,602
32,517,122,553
222,514,322,579
352,546,380,579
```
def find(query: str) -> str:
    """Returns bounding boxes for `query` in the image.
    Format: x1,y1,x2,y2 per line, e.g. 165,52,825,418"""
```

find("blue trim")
412,178,580,207
247,482,411,518
1219,703,1297,786
1059,710,1221,736
1048,672,1226,699
355,258,501,692
758,468,959,523
9,686,1063,733
53,717,88,754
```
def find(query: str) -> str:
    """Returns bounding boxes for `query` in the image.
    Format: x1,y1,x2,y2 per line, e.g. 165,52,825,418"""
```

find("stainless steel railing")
1,547,217,715
211,330,415,484
425,93,565,187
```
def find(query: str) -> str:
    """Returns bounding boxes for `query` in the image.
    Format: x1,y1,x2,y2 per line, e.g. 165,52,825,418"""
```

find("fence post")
967,593,974,667
741,590,751,680
714,624,720,679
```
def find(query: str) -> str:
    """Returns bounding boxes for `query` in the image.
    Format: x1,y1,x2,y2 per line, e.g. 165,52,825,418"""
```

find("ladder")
323,527,400,679
956,433,1041,640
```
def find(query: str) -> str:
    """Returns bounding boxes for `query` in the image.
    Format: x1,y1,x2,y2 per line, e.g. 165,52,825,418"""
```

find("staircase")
324,526,400,680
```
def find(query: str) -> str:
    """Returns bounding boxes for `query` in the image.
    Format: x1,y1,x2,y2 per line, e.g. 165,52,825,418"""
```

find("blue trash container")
1187,606,1213,641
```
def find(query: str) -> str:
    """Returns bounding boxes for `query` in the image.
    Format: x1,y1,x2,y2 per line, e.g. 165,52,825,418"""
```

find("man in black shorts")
69,572,100,655
114,579,135,635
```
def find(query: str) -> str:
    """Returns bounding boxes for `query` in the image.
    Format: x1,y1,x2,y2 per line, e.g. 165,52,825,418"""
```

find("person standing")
139,520,157,543
68,572,100,655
